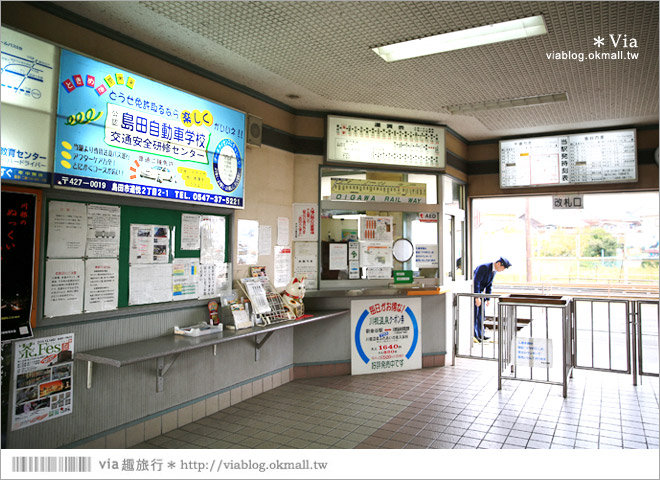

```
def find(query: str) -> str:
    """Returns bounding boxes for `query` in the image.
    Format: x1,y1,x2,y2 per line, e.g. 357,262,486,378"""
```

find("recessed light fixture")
372,15,547,62
445,92,568,114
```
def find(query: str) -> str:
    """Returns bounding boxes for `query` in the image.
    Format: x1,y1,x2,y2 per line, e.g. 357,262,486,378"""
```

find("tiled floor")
133,358,659,450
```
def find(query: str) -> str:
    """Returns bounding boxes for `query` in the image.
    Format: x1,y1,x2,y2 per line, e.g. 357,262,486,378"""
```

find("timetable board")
327,115,445,169
500,129,637,188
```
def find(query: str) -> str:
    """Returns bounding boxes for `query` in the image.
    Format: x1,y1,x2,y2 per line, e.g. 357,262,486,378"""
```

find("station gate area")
453,293,659,386
123,293,659,451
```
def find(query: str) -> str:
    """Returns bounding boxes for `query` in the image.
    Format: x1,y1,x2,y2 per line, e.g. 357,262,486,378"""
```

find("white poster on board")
12,333,74,431
84,258,119,313
129,224,170,264
172,259,200,301
199,262,229,298
237,219,259,265
129,264,173,305
44,259,84,317
293,203,318,241
86,204,121,258
351,298,422,375
200,215,225,263
181,214,201,250
47,201,87,258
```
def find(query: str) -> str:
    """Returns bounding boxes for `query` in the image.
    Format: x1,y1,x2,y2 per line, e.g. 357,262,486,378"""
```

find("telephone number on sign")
55,175,243,207
190,192,242,206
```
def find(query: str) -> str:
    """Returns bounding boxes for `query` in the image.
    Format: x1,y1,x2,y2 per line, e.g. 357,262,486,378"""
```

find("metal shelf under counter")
76,309,348,392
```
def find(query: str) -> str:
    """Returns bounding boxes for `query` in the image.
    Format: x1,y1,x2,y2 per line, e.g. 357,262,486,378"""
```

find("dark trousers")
474,303,485,339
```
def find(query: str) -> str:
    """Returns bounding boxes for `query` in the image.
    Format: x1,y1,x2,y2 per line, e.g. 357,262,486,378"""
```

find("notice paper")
200,215,225,263
47,201,87,258
414,244,438,268
237,219,259,265
359,241,393,268
277,217,289,246
129,264,173,305
329,243,348,270
274,246,292,287
44,259,84,317
293,241,317,289
181,214,201,250
293,203,317,241
172,258,200,301
359,215,393,242
84,258,118,313
129,224,170,264
85,204,120,258
259,225,272,256
199,262,229,298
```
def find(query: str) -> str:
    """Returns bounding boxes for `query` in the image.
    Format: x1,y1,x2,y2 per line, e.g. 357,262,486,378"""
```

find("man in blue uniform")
473,257,511,342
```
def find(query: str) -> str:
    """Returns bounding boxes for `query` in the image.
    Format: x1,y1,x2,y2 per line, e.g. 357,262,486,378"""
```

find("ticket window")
319,166,441,286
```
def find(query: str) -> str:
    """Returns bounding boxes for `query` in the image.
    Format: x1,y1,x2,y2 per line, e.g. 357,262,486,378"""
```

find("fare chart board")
500,129,637,188
54,50,246,208
327,115,445,169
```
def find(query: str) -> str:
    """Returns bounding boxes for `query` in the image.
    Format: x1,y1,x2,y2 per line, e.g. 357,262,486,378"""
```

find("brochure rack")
238,276,293,325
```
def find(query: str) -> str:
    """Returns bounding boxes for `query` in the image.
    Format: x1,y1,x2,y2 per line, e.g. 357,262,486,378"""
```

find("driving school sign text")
350,298,422,375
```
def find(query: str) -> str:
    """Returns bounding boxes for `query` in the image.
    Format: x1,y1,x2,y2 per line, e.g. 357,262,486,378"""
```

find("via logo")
594,34,638,48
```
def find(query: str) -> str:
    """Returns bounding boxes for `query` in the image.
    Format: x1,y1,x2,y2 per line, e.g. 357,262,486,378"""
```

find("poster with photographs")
129,224,171,264
12,333,74,431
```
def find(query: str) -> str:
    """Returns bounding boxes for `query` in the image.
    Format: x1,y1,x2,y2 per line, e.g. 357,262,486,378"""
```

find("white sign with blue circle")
350,298,422,375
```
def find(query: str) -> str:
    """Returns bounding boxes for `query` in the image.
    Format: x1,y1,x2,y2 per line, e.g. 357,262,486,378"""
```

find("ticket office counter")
295,287,449,372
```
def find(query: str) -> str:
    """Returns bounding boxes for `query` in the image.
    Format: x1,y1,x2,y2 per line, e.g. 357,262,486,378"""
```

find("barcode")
12,456,91,473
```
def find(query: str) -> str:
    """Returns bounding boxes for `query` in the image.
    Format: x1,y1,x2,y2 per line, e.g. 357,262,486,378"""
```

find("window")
471,192,659,289
319,166,441,286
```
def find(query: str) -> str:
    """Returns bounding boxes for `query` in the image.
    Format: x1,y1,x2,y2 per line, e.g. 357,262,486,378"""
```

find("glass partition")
318,166,441,287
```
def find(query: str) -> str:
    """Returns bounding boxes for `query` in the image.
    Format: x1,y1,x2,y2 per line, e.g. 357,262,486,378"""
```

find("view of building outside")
472,192,659,291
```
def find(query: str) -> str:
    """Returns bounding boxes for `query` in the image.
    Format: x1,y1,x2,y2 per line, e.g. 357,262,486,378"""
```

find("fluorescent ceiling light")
372,15,547,62
446,92,568,114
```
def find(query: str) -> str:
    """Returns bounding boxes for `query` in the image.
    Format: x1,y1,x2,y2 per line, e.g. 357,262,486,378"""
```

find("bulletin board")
115,205,229,308
43,197,230,317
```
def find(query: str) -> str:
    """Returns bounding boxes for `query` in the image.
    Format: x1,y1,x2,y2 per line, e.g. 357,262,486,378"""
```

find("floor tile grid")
133,360,658,450
307,362,659,450
139,383,412,449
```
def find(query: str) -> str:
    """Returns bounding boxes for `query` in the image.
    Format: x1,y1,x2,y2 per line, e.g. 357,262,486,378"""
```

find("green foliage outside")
536,227,620,258
536,233,575,257
581,227,620,257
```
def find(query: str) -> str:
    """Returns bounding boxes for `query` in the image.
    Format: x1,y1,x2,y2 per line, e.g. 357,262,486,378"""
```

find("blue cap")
498,257,512,268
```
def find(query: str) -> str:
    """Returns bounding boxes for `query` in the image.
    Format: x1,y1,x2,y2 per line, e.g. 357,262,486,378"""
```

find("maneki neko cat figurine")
282,276,307,319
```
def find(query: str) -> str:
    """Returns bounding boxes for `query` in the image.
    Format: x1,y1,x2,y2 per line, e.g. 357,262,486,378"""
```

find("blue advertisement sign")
54,49,246,208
